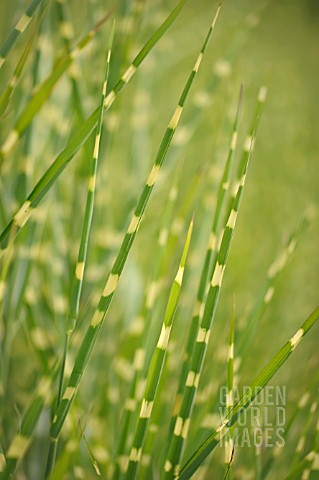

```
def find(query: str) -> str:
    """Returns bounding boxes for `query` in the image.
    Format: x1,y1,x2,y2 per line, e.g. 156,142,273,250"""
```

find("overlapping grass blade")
125,219,193,480
0,10,113,156
46,0,215,472
113,176,179,478
163,85,266,479
178,305,319,479
0,0,45,71
0,11,42,117
168,85,242,441
0,0,188,252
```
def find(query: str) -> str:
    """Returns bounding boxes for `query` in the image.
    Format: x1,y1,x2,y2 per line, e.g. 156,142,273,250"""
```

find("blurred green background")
0,0,318,478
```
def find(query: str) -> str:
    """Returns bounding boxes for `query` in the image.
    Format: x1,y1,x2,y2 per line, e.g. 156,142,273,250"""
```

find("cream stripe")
127,214,140,234
175,265,184,286
193,52,203,72
258,86,267,103
129,447,142,462
264,286,274,303
15,14,31,33
122,64,136,83
7,435,30,459
146,164,160,186
211,262,225,287
88,175,96,192
14,201,32,227
169,105,183,130
91,309,104,328
231,131,238,150
289,328,304,349
75,262,85,281
197,327,210,344
104,90,116,108
140,399,154,418
63,386,76,400
226,209,237,229
2,130,19,154
93,133,101,159
157,324,171,350
244,135,254,152
103,273,119,297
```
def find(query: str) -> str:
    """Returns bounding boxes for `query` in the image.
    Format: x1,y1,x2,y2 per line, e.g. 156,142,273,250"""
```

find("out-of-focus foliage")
0,1,318,479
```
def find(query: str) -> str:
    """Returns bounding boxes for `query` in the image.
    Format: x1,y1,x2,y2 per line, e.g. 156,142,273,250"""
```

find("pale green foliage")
0,1,318,479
